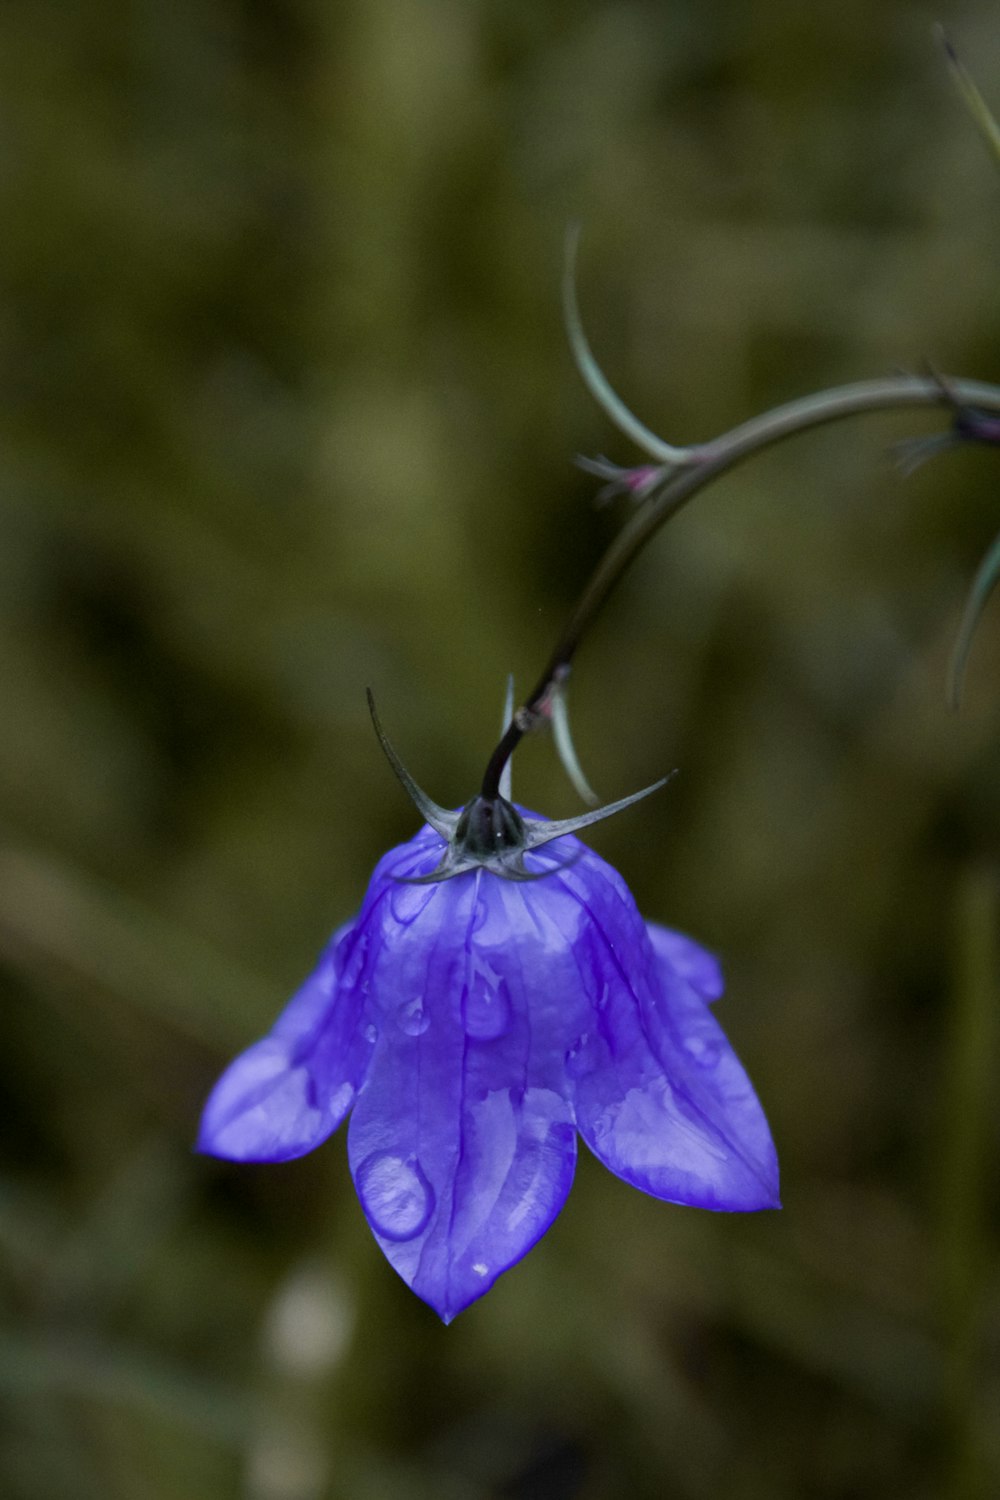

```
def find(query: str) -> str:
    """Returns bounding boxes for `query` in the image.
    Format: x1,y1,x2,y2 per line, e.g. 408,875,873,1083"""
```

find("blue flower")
198,809,779,1323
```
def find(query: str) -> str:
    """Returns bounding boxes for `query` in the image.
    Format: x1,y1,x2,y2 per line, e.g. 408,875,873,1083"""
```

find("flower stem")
479,372,1000,799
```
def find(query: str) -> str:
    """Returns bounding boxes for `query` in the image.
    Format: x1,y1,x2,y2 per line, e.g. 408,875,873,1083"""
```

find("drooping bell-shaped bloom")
198,788,779,1322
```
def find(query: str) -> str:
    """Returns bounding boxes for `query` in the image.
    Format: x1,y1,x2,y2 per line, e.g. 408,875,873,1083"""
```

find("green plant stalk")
480,373,1000,797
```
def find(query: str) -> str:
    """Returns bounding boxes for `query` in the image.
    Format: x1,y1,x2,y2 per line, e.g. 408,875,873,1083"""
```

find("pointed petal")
348,872,581,1322
555,862,779,1212
196,920,383,1164
646,922,724,1003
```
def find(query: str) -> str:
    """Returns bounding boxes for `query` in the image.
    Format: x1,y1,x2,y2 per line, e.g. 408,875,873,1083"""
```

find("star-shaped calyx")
366,690,670,883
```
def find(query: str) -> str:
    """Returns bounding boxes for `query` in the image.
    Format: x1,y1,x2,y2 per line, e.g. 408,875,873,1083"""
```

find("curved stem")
479,372,1000,798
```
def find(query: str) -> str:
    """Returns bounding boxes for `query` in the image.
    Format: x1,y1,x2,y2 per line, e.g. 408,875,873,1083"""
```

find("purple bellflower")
198,709,778,1323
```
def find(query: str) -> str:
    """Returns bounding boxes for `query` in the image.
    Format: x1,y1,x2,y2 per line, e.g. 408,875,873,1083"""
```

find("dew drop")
565,1032,596,1078
340,933,368,990
462,966,512,1041
683,1033,723,1069
397,996,430,1035
355,1152,435,1241
471,1261,489,1278
328,1081,355,1118
363,1023,378,1045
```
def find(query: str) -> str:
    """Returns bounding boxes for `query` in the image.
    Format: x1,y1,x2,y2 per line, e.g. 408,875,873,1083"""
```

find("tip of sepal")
891,431,959,478
947,525,1000,710
366,689,457,839
933,22,957,66
937,25,1000,169
549,672,599,807
522,771,675,853
562,226,695,468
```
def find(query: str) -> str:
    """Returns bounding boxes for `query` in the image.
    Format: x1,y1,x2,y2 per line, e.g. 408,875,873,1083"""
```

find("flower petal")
646,921,724,1003
197,836,447,1165
197,922,371,1163
348,872,580,1322
556,863,779,1212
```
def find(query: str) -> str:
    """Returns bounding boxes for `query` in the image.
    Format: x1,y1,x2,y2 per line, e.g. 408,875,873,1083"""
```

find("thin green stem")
479,372,1000,798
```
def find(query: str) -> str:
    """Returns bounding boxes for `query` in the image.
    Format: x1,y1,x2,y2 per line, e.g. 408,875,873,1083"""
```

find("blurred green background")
2,1,1000,1496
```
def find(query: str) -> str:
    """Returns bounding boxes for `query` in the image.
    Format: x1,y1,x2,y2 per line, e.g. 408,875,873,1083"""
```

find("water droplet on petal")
565,1032,596,1078
363,1023,378,1045
471,1261,489,1278
462,966,511,1041
397,997,430,1035
355,1152,435,1241
328,1081,355,1117
340,933,369,990
683,1034,723,1069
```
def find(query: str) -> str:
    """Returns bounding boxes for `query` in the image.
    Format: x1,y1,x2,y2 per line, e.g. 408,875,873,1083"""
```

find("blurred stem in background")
940,867,999,1500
